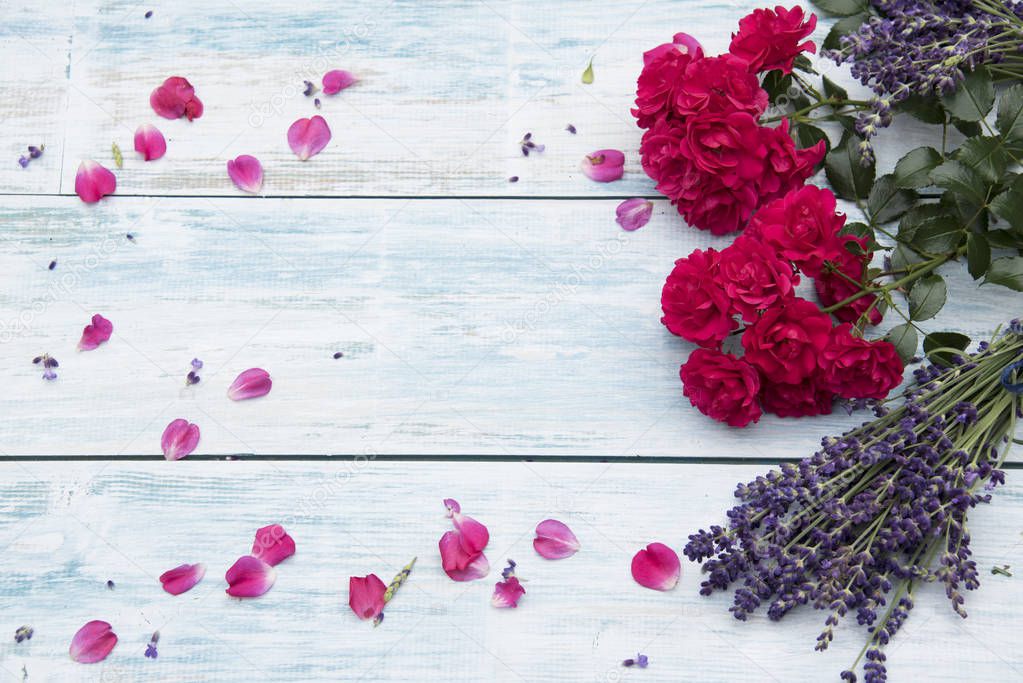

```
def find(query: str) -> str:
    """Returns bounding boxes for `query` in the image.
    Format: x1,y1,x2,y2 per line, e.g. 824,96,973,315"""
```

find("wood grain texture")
0,461,1020,682
1,195,1018,458
5,0,938,199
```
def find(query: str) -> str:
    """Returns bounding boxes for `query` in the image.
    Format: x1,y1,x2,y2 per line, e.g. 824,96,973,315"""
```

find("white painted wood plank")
0,461,1020,682
0,195,1018,458
53,0,938,198
0,2,72,194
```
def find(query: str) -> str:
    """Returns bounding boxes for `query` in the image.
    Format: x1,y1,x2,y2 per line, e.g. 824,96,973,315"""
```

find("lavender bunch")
817,0,1023,158
685,321,1023,682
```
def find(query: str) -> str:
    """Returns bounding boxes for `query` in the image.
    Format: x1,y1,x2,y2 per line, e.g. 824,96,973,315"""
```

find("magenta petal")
160,563,206,595
631,542,681,591
322,70,357,95
287,115,331,161
161,419,200,460
439,530,490,580
69,621,117,664
150,76,203,121
75,160,117,203
133,124,166,161
491,576,525,608
533,519,581,559
225,555,276,597
251,524,295,566
615,198,653,232
226,155,263,194
452,512,489,555
227,367,272,401
446,550,490,582
348,574,386,620
671,32,704,57
78,314,113,351
443,498,461,515
581,149,625,182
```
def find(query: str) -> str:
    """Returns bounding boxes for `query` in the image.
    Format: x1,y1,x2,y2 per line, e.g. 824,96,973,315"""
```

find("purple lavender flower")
519,132,544,156
14,626,33,643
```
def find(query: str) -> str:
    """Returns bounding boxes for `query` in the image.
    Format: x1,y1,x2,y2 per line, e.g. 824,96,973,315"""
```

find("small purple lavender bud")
18,156,28,168
508,176,519,183
14,626,33,643
32,356,42,365
48,260,56,270
303,81,316,97
622,659,636,667
333,351,344,359
144,9,153,18
636,654,649,668
28,145,42,159
126,233,135,242
191,358,203,370
314,97,321,108
42,369,57,381
106,580,115,589
566,124,577,134
186,371,200,385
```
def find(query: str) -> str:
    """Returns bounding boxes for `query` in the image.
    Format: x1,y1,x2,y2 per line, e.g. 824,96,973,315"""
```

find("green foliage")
893,147,942,189
825,133,876,200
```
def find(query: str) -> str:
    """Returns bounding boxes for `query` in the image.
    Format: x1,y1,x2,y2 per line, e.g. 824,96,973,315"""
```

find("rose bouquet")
685,322,1023,681
635,5,1023,427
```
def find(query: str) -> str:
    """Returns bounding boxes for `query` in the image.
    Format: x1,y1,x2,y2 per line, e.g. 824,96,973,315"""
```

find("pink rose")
741,297,832,384
819,324,904,400
661,248,737,348
718,236,800,322
680,349,762,427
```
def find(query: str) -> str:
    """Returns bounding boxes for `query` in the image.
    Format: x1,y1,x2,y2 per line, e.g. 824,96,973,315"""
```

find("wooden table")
1,1,1021,680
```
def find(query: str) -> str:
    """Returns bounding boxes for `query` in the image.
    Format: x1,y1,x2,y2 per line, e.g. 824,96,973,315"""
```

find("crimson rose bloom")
680,349,762,427
728,6,817,74
718,236,799,322
746,185,846,278
640,120,760,235
633,33,704,129
819,324,904,400
756,120,825,205
679,111,766,188
759,374,834,418
674,55,769,118
815,235,884,326
742,297,832,383
661,248,737,348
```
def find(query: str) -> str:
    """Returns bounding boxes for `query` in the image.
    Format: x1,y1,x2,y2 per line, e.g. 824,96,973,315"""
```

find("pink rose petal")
287,115,331,160
615,198,653,232
492,576,525,608
251,524,295,566
69,620,117,664
133,124,166,161
533,519,581,559
78,314,113,351
161,419,200,460
348,574,386,620
581,149,625,183
322,70,357,95
75,160,116,203
225,555,276,597
159,562,206,595
227,367,272,401
451,512,489,555
443,498,461,515
226,155,263,194
150,76,203,121
439,534,490,581
631,542,681,591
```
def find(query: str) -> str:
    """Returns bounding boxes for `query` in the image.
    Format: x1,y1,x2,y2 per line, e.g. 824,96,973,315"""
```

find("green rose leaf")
885,323,918,364
911,215,965,253
967,232,991,280
941,67,994,122
893,146,942,189
898,94,946,124
989,175,1023,232
822,75,849,102
929,160,989,206
811,0,868,16
867,174,918,224
908,274,947,321
983,256,1023,291
996,83,1023,141
955,136,1010,184
794,124,830,152
826,133,876,200
923,331,972,366
823,13,868,50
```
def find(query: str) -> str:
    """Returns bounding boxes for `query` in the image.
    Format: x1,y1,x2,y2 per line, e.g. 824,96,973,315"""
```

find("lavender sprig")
685,323,1023,682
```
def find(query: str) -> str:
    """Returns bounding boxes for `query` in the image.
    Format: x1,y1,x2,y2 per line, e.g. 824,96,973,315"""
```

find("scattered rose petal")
615,198,653,232
251,524,295,566
227,368,272,401
322,70,357,95
533,519,581,559
150,76,203,120
159,563,206,595
225,555,276,597
78,314,113,351
348,574,386,620
439,499,490,581
226,155,263,194
134,124,166,161
631,542,681,591
287,115,331,161
75,161,116,203
581,149,624,182
69,621,117,664
492,576,525,608
160,419,200,460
